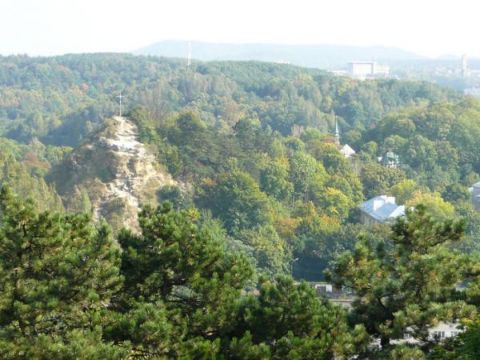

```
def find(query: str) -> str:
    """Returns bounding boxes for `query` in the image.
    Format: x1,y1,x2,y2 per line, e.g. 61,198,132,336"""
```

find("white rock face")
55,116,178,231
92,116,177,230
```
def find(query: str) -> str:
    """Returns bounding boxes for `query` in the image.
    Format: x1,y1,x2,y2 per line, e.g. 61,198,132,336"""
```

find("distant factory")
348,61,390,79
330,61,390,80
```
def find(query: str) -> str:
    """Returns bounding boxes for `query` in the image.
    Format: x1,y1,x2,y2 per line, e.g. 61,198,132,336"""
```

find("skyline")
1,0,479,58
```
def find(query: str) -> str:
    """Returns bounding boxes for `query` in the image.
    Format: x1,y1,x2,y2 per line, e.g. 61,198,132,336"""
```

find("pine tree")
327,205,474,355
0,186,124,359
230,276,368,359
109,202,254,358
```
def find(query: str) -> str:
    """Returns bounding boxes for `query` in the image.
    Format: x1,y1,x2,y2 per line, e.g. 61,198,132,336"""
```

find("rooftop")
340,144,356,158
359,195,405,222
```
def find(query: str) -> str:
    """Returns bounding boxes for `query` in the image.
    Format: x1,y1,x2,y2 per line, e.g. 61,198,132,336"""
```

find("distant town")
328,54,480,97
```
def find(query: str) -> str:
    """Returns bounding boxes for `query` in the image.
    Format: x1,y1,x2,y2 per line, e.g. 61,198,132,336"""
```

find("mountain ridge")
134,40,424,69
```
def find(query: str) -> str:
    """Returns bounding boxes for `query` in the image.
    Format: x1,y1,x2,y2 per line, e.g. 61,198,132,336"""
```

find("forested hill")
0,53,457,146
2,53,480,281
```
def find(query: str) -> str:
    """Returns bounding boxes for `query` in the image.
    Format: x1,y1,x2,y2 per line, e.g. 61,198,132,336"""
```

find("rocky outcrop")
51,116,177,231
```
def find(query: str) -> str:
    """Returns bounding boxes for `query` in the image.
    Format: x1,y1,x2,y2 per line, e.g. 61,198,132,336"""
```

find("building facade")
348,61,390,80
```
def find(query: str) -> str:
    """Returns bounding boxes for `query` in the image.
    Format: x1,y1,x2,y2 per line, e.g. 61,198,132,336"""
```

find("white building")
348,61,390,80
464,87,480,97
359,195,405,225
330,69,348,76
470,181,480,211
462,54,469,78
429,322,462,341
340,144,356,158
396,322,462,345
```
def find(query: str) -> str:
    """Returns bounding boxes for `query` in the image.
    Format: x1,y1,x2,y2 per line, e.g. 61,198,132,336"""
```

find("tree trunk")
380,336,390,349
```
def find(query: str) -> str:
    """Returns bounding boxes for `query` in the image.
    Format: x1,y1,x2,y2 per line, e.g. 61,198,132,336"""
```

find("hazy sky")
1,0,478,57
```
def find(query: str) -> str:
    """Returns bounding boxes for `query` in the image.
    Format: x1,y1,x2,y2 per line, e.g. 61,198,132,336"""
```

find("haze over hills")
134,40,424,69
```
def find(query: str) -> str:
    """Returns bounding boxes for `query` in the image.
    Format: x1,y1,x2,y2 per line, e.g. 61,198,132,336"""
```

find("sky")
1,0,479,57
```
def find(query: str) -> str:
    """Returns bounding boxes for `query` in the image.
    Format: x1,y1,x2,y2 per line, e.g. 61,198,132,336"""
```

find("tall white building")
470,181,480,211
461,54,469,78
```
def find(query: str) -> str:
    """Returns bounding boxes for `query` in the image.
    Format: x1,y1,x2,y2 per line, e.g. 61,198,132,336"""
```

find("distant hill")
134,40,424,69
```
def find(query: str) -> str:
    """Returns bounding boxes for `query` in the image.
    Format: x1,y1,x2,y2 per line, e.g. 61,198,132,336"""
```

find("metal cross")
116,92,125,117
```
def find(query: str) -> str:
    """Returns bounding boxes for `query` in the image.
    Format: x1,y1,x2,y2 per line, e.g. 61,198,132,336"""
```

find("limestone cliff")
50,116,177,231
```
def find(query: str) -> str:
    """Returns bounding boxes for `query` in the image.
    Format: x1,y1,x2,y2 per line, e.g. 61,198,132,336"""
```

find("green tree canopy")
327,206,474,355
0,186,123,359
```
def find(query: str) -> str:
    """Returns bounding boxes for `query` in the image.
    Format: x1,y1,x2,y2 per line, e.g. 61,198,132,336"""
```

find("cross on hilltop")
116,92,125,117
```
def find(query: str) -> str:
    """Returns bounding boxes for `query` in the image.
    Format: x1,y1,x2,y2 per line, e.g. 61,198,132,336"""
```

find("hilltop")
49,116,177,231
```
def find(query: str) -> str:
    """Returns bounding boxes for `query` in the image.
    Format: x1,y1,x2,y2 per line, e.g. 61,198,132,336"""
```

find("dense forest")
1,53,480,357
